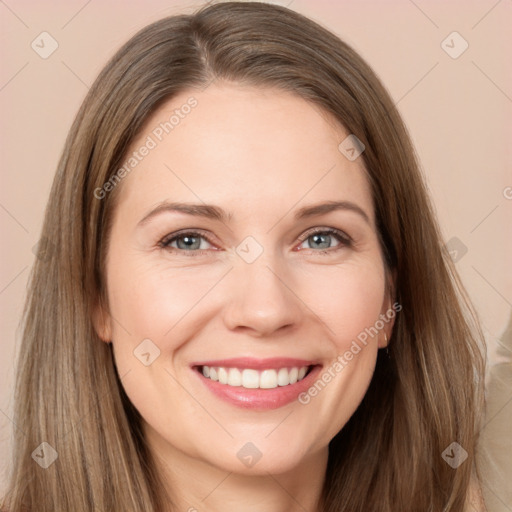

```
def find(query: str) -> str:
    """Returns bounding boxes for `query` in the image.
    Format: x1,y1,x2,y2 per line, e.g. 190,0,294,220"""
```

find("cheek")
302,260,386,350
294,260,386,440
105,259,230,374
104,261,220,443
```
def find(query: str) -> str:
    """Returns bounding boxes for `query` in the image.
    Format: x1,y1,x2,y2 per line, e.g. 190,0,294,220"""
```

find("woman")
2,2,486,511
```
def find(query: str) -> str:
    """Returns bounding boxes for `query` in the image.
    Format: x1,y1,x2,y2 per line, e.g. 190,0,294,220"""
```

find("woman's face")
97,83,394,476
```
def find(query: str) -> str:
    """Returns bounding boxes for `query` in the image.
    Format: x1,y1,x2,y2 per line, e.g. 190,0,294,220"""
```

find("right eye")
159,230,217,256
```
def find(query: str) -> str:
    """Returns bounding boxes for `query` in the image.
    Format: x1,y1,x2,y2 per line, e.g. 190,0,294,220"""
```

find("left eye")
297,228,350,251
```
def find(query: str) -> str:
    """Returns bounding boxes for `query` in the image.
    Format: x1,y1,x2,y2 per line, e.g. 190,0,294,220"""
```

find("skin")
95,82,395,512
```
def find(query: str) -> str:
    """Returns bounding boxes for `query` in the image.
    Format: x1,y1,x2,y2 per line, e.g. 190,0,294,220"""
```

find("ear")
378,267,398,349
92,298,112,343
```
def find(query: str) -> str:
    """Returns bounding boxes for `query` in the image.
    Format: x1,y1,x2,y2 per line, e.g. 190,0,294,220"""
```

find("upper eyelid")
298,226,351,242
161,228,211,241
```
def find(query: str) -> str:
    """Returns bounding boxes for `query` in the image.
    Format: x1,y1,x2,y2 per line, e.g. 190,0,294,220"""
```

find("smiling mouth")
195,365,314,389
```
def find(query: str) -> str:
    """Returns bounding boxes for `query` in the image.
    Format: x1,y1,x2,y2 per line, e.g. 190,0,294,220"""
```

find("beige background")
1,0,511,509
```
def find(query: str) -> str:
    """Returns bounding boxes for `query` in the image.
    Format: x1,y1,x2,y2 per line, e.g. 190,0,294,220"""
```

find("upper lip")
191,357,320,370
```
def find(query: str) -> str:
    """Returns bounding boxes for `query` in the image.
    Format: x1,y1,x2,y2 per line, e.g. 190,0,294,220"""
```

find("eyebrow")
137,200,370,227
294,200,370,224
137,202,231,226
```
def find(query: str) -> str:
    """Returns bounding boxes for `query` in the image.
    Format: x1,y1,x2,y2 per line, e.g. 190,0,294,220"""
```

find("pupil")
178,235,200,250
311,233,330,249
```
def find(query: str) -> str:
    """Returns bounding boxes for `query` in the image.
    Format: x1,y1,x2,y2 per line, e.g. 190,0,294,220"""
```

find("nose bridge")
222,247,303,335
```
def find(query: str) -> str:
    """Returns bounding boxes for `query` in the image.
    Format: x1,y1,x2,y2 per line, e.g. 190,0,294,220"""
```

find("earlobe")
92,301,112,343
378,267,398,349
378,331,389,349
378,295,396,349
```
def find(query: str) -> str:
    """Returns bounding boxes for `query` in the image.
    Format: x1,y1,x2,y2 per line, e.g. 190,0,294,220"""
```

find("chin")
205,436,321,476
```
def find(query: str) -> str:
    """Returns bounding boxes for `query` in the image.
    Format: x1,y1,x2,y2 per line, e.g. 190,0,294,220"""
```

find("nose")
221,256,304,337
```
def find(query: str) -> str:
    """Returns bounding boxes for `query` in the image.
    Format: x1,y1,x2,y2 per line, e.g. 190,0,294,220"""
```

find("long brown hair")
2,2,485,510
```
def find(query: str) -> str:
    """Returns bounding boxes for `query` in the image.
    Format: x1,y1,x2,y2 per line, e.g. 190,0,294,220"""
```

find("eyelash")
158,227,352,257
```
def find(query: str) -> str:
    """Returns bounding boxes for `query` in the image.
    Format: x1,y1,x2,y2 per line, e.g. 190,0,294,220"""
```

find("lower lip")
193,365,322,410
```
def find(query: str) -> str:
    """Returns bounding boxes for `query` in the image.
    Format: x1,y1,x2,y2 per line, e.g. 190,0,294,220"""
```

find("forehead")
112,83,374,226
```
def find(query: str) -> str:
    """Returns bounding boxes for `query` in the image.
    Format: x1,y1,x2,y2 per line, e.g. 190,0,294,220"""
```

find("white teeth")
260,369,278,389
200,365,310,389
218,367,228,384
277,368,290,386
242,369,260,389
227,368,242,386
